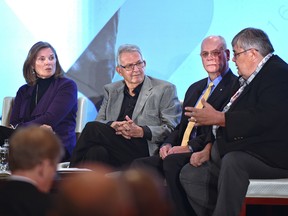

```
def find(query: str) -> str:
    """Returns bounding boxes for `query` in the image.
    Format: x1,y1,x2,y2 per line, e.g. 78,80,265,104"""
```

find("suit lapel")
109,83,125,120
132,76,152,120
208,80,225,104
183,79,207,108
208,70,232,104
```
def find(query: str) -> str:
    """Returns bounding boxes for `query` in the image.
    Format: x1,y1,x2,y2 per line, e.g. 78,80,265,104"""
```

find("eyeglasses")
120,61,145,71
233,48,258,59
200,48,224,58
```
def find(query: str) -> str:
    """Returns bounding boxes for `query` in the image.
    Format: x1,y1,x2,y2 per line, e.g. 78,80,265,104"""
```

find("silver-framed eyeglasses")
200,48,225,58
120,61,145,71
233,48,258,59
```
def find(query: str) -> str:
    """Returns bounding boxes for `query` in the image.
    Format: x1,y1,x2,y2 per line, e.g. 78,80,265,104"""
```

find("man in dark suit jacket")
0,126,63,216
132,35,237,216
70,44,181,168
180,28,288,216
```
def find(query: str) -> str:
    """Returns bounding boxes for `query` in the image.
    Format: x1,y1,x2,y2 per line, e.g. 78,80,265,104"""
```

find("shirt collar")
9,174,37,186
207,67,230,88
124,80,144,96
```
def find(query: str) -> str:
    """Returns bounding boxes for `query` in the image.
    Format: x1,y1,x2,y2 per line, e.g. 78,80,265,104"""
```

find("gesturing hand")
184,99,225,127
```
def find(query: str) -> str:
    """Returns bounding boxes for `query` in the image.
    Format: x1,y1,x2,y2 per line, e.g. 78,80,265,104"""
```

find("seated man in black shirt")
70,44,181,168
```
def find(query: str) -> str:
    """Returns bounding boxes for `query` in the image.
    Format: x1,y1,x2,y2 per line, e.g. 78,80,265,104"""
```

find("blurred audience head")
50,165,126,216
9,125,64,192
118,168,172,216
50,166,171,216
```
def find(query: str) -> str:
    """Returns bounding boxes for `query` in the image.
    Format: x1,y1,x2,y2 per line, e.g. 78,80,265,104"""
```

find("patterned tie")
181,82,214,146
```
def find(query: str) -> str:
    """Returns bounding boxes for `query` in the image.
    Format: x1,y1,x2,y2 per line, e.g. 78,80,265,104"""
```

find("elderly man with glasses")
132,35,237,216
70,44,181,169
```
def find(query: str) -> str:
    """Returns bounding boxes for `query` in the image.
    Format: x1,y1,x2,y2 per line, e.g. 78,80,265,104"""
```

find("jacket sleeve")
146,84,182,144
188,126,214,152
96,86,109,123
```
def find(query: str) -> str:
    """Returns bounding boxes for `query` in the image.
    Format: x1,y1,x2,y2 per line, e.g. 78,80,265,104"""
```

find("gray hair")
232,27,274,56
117,44,143,65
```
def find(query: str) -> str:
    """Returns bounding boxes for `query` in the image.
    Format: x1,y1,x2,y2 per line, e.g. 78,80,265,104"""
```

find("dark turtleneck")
30,75,55,113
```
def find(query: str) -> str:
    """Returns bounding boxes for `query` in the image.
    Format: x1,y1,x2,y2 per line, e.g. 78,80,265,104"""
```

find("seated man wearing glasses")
132,35,237,216
70,44,181,169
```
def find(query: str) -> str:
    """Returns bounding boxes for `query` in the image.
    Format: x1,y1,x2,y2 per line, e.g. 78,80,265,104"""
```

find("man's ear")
225,49,230,61
34,161,45,178
36,159,52,178
116,66,123,77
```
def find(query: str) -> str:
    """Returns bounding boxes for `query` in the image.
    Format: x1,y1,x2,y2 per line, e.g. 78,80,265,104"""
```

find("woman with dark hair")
1,41,77,161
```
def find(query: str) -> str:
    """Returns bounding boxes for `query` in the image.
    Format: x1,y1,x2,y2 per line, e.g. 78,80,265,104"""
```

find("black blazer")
217,55,288,169
0,180,51,216
165,70,238,151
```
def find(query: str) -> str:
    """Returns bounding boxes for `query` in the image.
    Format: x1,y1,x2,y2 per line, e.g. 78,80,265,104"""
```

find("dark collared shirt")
114,81,152,140
117,82,143,121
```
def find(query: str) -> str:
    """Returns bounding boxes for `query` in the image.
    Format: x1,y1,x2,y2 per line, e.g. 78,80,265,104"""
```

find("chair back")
75,97,87,138
1,97,14,127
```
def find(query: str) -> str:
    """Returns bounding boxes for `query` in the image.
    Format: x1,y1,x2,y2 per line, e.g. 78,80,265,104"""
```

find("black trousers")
180,142,288,216
70,121,149,168
132,152,196,216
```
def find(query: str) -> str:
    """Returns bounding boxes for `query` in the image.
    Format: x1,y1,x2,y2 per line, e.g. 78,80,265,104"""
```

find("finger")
201,99,212,109
124,127,130,132
201,98,207,105
162,152,167,159
184,112,193,118
190,160,197,167
184,106,194,111
189,117,197,122
122,134,131,139
125,115,133,124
